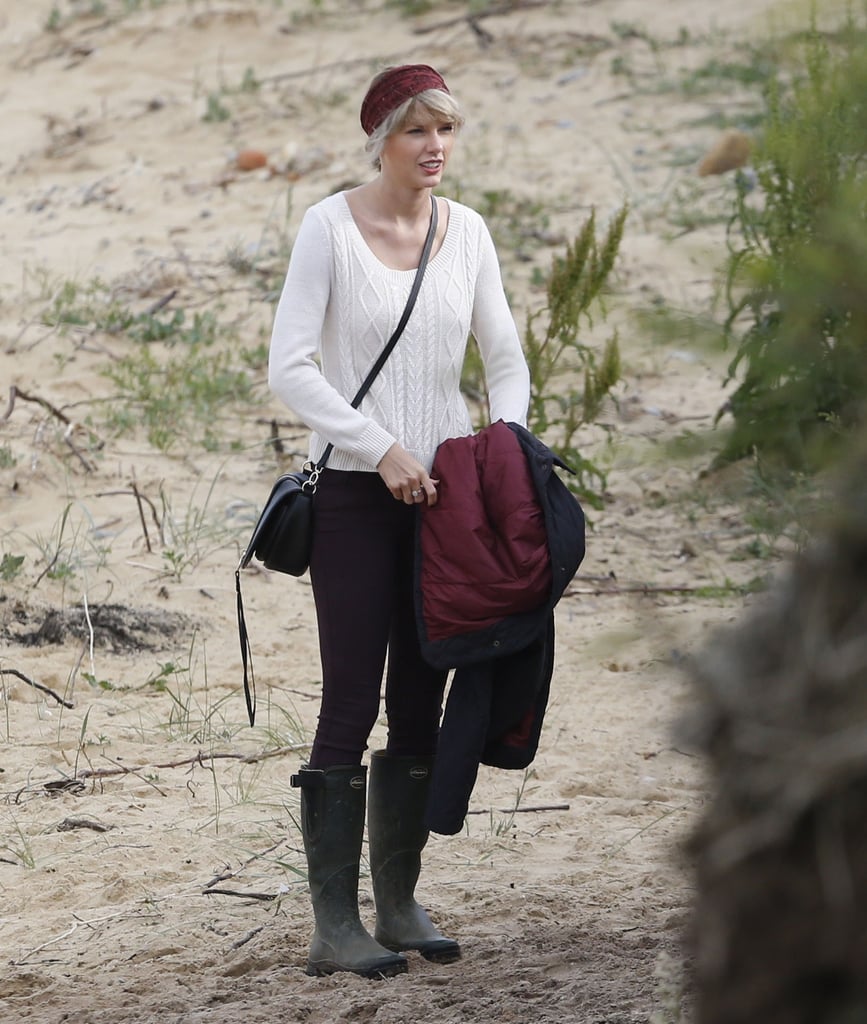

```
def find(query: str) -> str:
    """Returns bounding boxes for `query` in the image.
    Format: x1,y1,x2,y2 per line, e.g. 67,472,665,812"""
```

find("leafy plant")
679,53,775,97
44,279,221,347
523,206,628,509
203,92,231,123
45,0,167,29
101,337,255,451
0,553,25,582
718,16,867,471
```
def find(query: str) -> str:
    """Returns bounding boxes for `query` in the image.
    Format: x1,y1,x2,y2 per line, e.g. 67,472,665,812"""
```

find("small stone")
697,130,751,176
235,148,269,172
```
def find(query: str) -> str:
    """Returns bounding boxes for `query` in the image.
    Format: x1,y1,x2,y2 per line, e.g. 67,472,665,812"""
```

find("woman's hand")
377,443,438,506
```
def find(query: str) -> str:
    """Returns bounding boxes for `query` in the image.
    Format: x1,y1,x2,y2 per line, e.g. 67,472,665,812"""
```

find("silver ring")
411,489,421,498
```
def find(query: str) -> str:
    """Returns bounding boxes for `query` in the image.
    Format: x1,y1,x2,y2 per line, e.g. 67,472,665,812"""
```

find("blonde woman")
269,64,530,978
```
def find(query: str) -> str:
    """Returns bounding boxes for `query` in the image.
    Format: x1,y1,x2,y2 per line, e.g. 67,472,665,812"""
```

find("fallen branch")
78,744,308,780
3,384,83,431
231,925,265,949
204,888,277,902
564,583,750,597
0,667,74,708
63,422,97,472
11,907,135,965
204,838,288,890
1,386,15,421
90,755,169,798
145,289,177,316
10,921,79,965
466,803,570,816
2,385,105,461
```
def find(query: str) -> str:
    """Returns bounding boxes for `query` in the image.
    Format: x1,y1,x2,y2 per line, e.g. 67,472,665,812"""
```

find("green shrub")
102,345,255,452
718,15,867,470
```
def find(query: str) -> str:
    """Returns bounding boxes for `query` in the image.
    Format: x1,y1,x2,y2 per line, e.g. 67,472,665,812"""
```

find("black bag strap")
235,568,255,726
237,194,438,728
314,193,439,472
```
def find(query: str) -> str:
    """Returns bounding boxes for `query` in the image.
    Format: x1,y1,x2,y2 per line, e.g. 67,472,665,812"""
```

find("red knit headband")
360,64,449,136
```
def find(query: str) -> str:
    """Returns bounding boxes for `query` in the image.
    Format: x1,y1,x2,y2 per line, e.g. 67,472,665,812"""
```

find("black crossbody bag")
235,195,438,726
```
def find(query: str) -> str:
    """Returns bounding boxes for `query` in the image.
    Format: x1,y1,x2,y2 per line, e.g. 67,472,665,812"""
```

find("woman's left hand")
377,443,438,506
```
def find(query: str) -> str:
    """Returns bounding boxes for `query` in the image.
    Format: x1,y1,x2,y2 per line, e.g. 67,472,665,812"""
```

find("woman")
268,64,530,978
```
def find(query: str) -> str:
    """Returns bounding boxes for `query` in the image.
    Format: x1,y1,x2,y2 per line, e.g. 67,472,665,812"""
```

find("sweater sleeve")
470,219,531,427
267,206,397,467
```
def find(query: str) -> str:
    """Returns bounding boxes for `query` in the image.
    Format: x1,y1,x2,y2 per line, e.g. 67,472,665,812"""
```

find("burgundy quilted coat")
415,420,586,834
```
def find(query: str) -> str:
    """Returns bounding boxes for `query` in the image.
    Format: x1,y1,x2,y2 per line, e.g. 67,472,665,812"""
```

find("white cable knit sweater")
268,192,530,473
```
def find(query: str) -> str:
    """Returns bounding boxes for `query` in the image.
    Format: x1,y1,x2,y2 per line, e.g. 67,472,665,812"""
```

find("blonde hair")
364,89,465,169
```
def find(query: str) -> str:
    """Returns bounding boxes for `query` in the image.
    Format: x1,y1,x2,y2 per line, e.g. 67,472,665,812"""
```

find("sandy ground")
0,0,795,1021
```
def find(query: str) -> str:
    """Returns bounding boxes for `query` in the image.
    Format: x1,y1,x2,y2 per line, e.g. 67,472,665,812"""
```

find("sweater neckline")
337,192,457,278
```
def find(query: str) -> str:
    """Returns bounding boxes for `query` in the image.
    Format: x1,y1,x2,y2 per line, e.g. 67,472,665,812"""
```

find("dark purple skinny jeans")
307,469,448,768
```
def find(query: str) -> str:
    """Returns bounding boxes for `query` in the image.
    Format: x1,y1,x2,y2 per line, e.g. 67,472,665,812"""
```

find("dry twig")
78,744,308,781
203,838,288,890
94,485,162,552
0,667,74,708
466,802,570,816
2,385,104,471
564,574,750,598
230,925,265,950
414,0,551,34
204,888,277,902
145,289,177,315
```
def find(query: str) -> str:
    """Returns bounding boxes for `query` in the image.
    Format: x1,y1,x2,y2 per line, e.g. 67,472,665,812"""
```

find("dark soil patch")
1,600,194,653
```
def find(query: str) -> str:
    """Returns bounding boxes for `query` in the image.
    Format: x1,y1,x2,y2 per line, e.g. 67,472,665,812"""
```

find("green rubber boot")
291,765,408,979
368,751,461,963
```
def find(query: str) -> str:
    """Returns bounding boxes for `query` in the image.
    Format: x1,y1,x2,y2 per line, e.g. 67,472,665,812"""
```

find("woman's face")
379,105,456,190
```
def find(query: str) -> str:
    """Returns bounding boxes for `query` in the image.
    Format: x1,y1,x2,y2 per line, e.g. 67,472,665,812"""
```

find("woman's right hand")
377,443,438,506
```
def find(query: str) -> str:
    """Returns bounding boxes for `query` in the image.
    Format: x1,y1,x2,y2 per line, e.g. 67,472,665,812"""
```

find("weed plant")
460,195,626,509
102,345,255,452
41,277,263,452
157,473,237,580
45,0,168,32
523,207,628,509
718,14,867,471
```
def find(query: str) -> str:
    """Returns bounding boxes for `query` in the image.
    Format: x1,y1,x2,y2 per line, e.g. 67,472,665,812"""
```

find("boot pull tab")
291,768,325,789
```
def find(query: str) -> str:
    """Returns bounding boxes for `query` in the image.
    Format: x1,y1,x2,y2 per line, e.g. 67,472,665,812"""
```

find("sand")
1,1,792,1020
